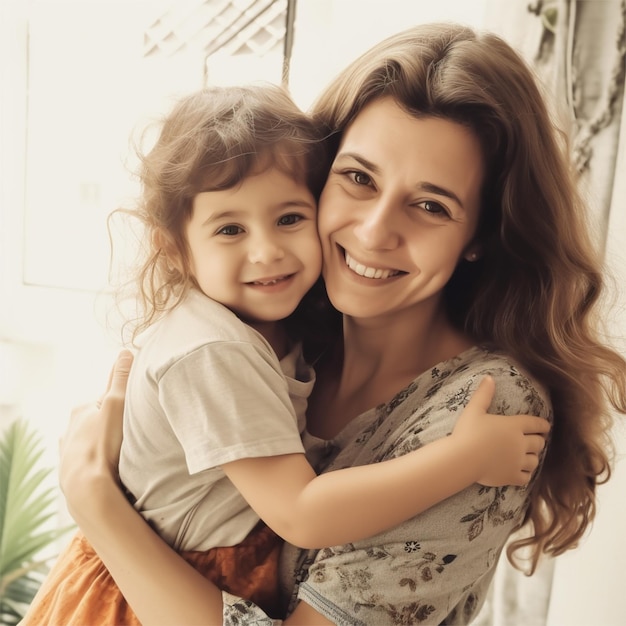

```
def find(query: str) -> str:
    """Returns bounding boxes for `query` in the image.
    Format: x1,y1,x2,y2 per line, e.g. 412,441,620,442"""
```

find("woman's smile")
344,250,403,279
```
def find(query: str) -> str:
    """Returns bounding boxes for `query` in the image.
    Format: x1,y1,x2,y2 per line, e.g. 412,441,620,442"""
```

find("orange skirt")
22,522,283,625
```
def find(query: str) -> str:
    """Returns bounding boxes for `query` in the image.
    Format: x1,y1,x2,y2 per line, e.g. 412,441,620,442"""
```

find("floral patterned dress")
224,346,552,625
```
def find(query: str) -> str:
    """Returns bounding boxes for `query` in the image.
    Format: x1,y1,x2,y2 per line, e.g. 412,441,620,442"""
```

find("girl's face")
318,97,484,323
185,166,321,324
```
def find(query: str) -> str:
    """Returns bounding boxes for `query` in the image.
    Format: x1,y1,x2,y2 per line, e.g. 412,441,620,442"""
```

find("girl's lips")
344,250,402,279
248,274,292,286
245,274,297,293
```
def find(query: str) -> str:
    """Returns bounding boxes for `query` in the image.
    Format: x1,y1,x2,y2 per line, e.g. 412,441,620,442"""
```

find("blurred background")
0,1,624,624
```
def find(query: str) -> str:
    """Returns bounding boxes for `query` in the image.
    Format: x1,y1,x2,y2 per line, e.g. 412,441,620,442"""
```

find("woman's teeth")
345,252,400,279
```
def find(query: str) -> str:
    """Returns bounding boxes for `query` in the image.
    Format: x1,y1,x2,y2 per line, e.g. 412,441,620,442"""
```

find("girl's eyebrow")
201,209,242,225
201,200,316,226
336,151,464,210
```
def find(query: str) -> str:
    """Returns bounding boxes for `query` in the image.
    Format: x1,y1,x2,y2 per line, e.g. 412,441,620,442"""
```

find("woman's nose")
248,234,285,264
353,200,401,251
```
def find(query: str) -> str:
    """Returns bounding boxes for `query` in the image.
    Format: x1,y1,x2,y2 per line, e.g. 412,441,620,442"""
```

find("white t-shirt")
119,288,313,551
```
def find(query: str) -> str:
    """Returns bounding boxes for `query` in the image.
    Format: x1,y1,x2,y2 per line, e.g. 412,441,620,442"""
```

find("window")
24,0,290,293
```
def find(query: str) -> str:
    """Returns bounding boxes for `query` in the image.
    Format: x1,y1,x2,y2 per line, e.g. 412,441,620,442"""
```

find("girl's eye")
348,170,372,186
217,224,243,236
277,214,302,226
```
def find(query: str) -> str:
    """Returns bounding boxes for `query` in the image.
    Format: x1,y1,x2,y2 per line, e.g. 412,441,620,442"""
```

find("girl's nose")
248,235,285,264
353,199,401,251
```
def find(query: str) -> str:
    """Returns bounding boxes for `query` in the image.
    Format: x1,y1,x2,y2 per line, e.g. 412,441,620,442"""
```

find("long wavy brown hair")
113,84,328,345
309,22,626,574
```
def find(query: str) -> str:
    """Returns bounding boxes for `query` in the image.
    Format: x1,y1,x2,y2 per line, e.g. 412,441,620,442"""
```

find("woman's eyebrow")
417,181,464,210
335,151,381,175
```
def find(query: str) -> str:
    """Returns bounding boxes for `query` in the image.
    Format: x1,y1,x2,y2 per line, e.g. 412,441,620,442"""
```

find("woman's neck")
343,303,469,379
308,302,474,439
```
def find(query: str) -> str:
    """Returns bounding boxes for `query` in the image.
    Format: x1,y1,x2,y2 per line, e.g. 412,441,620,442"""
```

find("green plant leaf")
0,419,74,624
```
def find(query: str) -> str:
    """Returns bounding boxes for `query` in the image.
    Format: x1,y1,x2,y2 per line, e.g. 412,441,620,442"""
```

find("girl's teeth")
254,277,283,285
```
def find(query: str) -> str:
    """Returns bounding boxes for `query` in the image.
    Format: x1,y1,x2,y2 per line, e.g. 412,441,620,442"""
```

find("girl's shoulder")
133,290,280,381
144,289,273,351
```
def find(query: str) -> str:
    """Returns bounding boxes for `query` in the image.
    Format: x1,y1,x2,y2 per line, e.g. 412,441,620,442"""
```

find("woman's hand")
59,350,133,513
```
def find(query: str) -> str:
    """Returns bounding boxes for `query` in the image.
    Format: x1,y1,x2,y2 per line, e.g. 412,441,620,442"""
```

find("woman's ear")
463,242,483,262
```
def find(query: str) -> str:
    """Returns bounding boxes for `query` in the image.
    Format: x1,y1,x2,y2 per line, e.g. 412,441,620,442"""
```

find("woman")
59,22,626,624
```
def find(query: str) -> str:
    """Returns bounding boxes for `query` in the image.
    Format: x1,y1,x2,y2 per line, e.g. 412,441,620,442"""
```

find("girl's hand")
59,350,133,509
451,376,550,487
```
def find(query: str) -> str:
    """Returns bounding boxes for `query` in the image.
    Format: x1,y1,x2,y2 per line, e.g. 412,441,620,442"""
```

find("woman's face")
317,97,484,322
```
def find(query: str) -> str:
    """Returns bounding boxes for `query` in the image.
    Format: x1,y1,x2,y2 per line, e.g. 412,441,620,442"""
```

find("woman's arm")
61,353,226,625
221,375,548,549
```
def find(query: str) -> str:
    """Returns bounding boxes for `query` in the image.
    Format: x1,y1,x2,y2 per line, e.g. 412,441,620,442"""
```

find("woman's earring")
466,252,479,262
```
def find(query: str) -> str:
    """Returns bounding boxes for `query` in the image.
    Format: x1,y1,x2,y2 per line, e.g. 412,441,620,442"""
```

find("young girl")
23,84,548,625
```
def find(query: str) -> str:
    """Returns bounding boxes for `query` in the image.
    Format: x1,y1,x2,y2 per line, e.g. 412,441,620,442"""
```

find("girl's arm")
221,374,548,549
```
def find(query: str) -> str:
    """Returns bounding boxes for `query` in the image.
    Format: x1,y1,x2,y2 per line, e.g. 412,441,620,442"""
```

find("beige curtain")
476,1,626,624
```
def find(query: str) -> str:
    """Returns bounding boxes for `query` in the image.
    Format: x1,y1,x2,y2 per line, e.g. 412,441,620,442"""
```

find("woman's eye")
348,170,372,186
277,214,302,226
217,224,243,236
419,200,448,217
